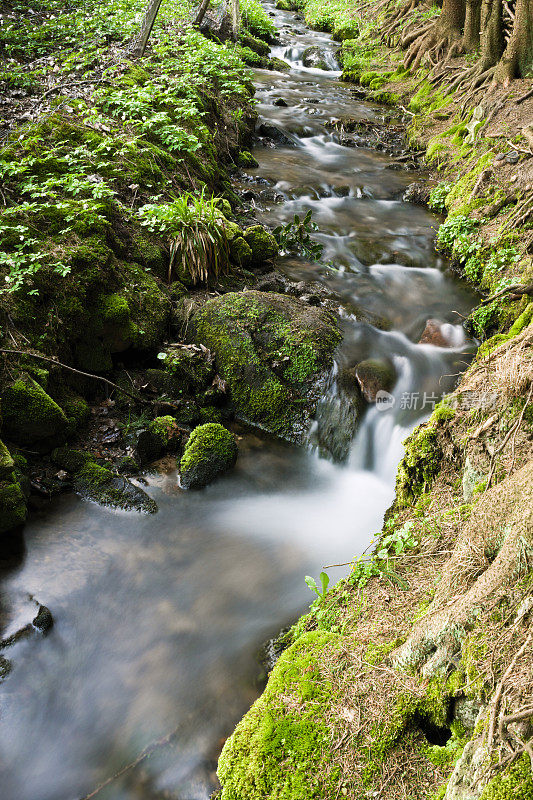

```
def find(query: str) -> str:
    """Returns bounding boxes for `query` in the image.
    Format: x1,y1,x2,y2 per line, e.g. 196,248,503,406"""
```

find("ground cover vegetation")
217,0,533,798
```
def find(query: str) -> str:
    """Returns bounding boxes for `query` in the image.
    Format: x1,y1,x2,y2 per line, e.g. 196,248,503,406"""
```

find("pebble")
506,150,520,164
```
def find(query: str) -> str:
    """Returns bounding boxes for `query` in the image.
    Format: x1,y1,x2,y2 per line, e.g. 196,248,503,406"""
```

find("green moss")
243,225,278,263
180,422,237,489
0,439,15,481
0,479,27,534
395,405,451,508
74,460,157,512
193,291,341,439
160,347,214,394
218,630,341,800
51,447,93,473
269,57,292,72
509,302,533,336
229,236,253,267
480,753,533,800
2,375,68,449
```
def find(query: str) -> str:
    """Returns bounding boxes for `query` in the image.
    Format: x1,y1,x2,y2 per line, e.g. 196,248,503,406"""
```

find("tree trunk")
229,0,240,41
462,0,481,50
479,0,504,70
194,0,211,28
131,0,163,58
439,0,466,37
494,0,533,82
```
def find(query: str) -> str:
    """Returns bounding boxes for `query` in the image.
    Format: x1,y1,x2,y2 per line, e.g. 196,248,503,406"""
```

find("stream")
0,6,477,800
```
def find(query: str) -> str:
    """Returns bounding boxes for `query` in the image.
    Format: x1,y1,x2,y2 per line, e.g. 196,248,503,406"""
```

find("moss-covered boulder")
2,375,68,450
73,461,157,513
158,346,215,395
179,423,237,489
0,439,27,535
135,415,186,465
243,225,278,264
191,291,341,441
51,447,93,473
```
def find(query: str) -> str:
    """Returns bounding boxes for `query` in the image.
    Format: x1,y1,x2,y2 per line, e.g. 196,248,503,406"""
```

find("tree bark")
479,0,504,70
229,0,240,41
194,0,211,28
462,0,482,50
440,0,467,37
494,0,533,82
131,0,163,58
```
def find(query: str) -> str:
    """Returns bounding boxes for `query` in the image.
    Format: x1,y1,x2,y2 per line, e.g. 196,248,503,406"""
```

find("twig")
0,348,146,405
505,139,532,157
78,728,176,800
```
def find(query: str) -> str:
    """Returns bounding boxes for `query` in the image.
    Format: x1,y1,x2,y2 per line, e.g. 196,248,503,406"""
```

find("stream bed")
0,6,477,800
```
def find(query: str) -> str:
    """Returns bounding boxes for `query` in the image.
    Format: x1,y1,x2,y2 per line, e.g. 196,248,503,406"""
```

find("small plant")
138,190,230,285
428,182,451,213
273,210,323,260
305,571,330,602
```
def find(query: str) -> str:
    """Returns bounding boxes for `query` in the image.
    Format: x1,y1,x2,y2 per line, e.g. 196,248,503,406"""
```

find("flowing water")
0,7,477,800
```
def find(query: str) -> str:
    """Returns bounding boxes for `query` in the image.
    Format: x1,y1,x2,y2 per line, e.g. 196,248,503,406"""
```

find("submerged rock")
419,319,455,348
191,290,341,441
354,358,397,403
179,423,237,489
301,45,335,70
257,123,294,146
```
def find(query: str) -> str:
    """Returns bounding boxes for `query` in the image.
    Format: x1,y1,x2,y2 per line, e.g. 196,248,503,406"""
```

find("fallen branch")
478,282,533,307
0,348,146,405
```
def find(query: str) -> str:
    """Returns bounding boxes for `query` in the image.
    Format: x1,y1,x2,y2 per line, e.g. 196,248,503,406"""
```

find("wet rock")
403,182,430,206
243,224,279,264
419,319,454,347
257,123,294,145
273,97,288,107
32,604,53,632
135,416,186,466
179,423,237,490
268,57,291,72
51,447,93,473
191,291,341,441
301,46,332,70
0,656,11,681
354,358,397,403
239,32,270,57
73,462,157,513
237,150,258,168
0,439,27,535
158,345,215,394
2,375,68,451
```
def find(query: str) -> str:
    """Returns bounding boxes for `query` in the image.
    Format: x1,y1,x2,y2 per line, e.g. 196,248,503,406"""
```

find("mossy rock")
135,415,185,465
0,479,27,535
2,375,68,450
159,347,215,395
192,291,341,441
268,57,292,72
73,461,157,513
237,151,259,168
51,447,93,473
218,630,341,799
239,32,270,57
0,439,15,481
230,236,253,267
243,225,278,264
179,423,237,489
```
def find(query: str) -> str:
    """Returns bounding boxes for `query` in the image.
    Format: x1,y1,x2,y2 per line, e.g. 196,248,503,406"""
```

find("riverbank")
216,3,533,799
